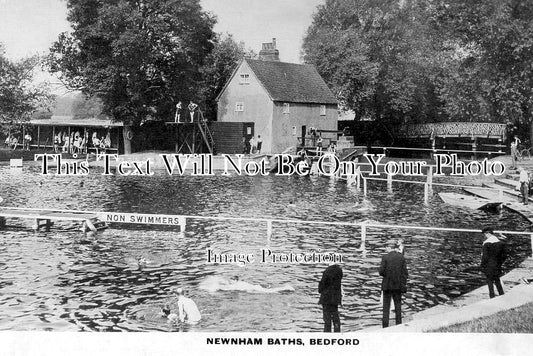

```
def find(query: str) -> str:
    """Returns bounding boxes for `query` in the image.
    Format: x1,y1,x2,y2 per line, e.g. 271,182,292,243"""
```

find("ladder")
196,109,215,154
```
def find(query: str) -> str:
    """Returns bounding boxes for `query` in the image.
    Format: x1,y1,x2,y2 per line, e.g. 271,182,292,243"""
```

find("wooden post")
37,126,40,149
68,126,71,154
472,137,477,161
363,177,367,196
267,220,272,240
427,166,433,189
530,233,533,259
52,126,55,152
358,223,367,251
178,216,186,233
116,128,120,154
387,174,392,192
192,123,196,153
424,183,429,204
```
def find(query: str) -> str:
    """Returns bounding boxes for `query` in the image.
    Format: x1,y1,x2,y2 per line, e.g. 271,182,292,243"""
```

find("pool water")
0,167,530,331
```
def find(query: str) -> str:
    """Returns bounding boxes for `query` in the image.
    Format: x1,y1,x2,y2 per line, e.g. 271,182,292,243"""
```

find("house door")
301,125,306,147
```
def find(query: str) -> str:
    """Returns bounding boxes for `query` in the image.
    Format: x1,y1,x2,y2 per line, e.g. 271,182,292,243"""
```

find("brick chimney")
259,38,279,61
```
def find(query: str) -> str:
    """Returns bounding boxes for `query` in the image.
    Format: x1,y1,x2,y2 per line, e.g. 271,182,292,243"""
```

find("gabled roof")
245,59,337,105
216,58,338,105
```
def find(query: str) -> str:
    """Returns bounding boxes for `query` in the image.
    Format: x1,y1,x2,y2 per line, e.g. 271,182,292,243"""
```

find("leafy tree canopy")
48,0,216,124
303,0,443,124
1,44,53,130
303,0,533,134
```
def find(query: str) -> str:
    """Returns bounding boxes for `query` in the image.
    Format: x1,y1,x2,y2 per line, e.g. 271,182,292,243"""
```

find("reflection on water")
0,167,531,332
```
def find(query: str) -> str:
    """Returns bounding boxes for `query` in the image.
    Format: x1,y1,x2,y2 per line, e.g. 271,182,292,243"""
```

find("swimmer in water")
161,305,179,324
200,275,295,294
137,256,148,267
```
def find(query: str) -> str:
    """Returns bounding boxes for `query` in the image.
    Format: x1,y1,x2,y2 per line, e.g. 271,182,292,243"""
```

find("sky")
0,0,325,63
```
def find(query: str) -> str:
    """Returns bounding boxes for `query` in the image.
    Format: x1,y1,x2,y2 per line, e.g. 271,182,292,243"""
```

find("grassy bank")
433,301,533,333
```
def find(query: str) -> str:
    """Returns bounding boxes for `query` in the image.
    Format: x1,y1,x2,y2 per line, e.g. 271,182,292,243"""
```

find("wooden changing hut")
26,116,125,154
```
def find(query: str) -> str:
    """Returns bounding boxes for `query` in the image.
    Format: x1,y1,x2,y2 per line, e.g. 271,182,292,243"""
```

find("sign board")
97,212,186,227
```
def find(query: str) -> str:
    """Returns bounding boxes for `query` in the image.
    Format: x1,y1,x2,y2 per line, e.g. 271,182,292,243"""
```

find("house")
216,39,338,153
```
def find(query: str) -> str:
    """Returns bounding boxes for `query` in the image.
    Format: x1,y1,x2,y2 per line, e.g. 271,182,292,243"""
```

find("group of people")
4,134,31,151
318,239,408,332
161,288,202,325
243,135,263,155
3,131,111,154
53,131,111,155
318,227,508,332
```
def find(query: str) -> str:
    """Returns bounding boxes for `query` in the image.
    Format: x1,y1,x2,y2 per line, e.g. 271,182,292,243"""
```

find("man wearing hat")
481,227,508,298
379,239,408,328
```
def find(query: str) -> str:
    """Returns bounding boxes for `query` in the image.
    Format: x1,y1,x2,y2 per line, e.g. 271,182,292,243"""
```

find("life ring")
126,130,133,141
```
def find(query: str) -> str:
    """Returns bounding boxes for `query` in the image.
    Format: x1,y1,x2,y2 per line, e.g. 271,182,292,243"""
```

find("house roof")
29,116,123,128
244,59,337,105
217,58,338,105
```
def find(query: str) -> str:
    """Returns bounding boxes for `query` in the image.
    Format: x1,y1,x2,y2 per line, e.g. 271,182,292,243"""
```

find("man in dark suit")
379,239,408,328
318,264,343,332
481,227,507,298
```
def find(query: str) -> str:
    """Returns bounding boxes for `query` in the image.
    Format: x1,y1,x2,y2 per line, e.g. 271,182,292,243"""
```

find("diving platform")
0,207,108,232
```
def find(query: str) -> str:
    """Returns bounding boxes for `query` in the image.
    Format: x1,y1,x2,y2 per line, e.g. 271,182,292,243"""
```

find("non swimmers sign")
99,212,185,226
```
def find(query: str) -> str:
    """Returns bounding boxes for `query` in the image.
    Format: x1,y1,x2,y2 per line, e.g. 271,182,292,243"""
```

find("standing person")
519,167,529,205
23,133,32,151
257,135,263,154
510,142,518,169
480,227,507,299
249,136,256,154
11,136,18,150
175,288,201,324
316,135,323,154
379,239,408,328
318,264,343,332
54,134,61,153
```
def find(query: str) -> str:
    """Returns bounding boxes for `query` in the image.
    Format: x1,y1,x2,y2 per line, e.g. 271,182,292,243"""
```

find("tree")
303,0,444,129
0,44,53,133
48,0,216,125
303,0,533,144
200,33,255,120
432,0,533,140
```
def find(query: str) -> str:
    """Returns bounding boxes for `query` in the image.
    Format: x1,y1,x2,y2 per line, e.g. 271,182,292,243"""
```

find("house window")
235,102,244,112
320,105,326,116
239,73,250,85
283,103,290,114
